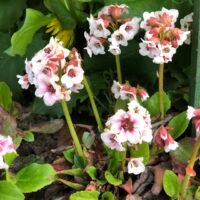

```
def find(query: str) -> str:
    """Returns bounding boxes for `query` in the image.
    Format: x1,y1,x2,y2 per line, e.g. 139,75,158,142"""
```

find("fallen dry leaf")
30,119,65,134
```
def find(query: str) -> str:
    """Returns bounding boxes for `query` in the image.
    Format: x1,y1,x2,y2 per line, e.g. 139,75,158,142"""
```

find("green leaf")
14,137,23,148
86,166,98,180
74,155,85,168
163,170,179,198
15,163,56,193
23,131,35,142
0,82,12,112
168,112,189,139
101,192,115,200
63,148,75,163
82,131,95,149
58,179,84,190
6,9,52,56
0,181,24,200
4,152,18,166
105,171,122,186
170,137,194,165
69,191,100,200
146,91,171,116
58,168,83,176
130,143,150,164
49,0,76,29
0,0,26,32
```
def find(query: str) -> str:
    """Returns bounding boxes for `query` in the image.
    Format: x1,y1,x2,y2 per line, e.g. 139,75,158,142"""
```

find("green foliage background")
0,0,193,116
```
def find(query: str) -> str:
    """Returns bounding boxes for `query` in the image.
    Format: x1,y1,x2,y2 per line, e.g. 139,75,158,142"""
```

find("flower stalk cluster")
17,37,86,160
139,8,189,119
84,4,140,83
101,99,152,175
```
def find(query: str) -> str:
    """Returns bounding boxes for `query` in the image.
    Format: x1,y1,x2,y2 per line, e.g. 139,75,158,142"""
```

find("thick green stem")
159,63,164,119
83,76,103,132
115,55,122,83
180,136,200,200
61,100,86,162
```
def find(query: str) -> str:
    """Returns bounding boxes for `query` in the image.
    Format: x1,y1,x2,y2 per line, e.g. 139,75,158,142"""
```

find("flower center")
121,117,133,131
68,69,76,77
47,84,56,94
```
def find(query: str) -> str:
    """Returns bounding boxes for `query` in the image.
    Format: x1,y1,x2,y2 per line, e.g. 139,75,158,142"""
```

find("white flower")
16,74,30,89
119,17,141,40
139,40,160,59
0,135,16,170
101,130,125,151
84,32,105,57
153,43,176,64
186,106,195,120
106,109,142,144
180,12,193,44
108,29,128,46
177,31,191,46
164,140,178,152
108,43,121,55
141,8,179,30
140,127,153,143
111,80,121,99
127,157,145,175
87,15,111,38
61,65,84,89
140,11,156,30
35,75,61,106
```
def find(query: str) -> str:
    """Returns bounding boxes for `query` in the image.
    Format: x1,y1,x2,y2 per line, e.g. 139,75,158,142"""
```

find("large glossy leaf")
48,0,76,29
15,163,56,193
168,111,189,139
0,32,24,100
146,91,171,116
6,9,52,56
170,137,194,165
0,181,24,200
163,170,179,198
129,143,150,164
70,191,100,200
0,0,26,32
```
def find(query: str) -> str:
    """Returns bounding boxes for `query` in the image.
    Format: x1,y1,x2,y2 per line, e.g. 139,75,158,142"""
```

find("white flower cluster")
101,100,152,175
17,37,84,106
101,100,152,151
111,80,149,101
84,4,140,56
139,8,190,64
0,135,16,169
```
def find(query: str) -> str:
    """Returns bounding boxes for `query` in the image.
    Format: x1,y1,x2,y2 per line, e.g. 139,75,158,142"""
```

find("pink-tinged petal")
101,131,125,151
17,74,30,89
43,92,58,106
127,157,145,175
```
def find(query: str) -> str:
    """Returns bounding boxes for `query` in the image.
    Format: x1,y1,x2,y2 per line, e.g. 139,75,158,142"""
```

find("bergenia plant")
17,37,86,161
2,0,199,199
139,8,190,119
84,4,141,83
